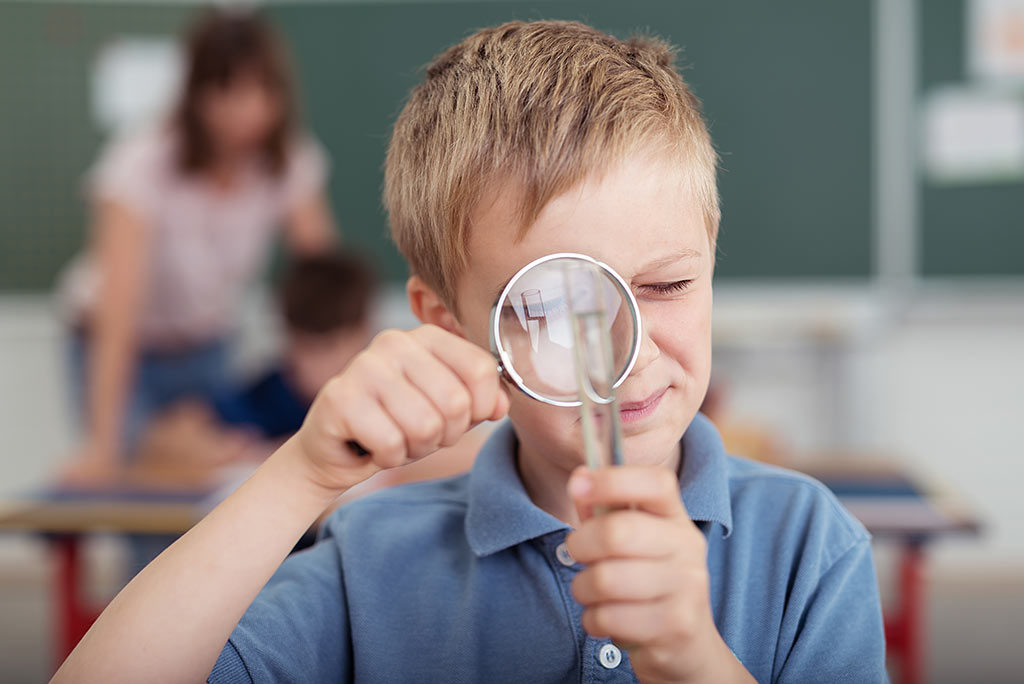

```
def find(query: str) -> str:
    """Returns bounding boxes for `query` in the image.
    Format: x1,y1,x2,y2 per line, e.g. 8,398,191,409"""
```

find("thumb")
489,384,511,421
568,466,596,522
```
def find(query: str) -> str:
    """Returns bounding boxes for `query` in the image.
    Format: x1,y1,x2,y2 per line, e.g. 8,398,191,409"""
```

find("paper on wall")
91,38,183,134
969,0,1024,85
922,87,1024,184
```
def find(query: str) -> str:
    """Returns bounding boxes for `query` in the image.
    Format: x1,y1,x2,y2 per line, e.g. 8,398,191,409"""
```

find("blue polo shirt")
209,413,888,683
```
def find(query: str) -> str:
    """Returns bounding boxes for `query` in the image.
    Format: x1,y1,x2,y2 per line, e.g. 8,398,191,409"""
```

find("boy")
122,252,377,487
54,21,887,683
212,252,377,441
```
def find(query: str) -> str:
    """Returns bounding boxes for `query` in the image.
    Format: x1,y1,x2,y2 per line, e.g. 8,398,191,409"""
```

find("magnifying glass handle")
345,439,370,458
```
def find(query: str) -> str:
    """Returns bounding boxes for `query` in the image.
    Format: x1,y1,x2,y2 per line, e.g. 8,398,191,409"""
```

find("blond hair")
385,20,719,308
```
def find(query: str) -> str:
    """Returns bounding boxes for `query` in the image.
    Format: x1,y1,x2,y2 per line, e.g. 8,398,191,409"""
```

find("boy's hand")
293,325,509,495
565,466,754,684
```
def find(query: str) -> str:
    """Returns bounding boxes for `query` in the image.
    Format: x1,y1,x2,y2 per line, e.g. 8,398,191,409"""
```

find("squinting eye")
640,280,693,295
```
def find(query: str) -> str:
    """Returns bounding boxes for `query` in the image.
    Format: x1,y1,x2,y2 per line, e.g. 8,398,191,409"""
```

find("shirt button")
598,643,622,669
555,542,575,567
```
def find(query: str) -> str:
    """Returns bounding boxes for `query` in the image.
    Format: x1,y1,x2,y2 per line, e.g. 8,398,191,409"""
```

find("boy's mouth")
618,387,667,424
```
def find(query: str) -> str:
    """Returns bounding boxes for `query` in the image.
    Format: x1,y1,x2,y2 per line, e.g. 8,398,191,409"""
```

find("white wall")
0,297,76,492
711,283,1024,567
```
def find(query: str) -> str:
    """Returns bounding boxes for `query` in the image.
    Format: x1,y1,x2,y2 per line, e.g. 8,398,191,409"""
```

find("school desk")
0,462,980,680
0,486,210,666
804,462,982,684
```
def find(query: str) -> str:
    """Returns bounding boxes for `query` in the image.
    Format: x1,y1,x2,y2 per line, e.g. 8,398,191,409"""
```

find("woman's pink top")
59,124,328,347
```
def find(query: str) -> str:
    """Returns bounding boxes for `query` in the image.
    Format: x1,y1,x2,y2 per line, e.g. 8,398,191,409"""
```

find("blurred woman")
59,9,335,484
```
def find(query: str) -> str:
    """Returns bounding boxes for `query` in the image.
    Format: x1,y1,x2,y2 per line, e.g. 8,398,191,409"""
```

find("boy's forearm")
51,437,341,684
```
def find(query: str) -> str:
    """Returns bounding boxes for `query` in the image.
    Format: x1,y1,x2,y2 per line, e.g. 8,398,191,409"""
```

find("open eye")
639,279,693,296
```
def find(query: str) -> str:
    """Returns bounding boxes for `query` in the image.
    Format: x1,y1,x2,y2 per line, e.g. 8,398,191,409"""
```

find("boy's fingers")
490,384,511,421
581,599,678,644
367,359,447,461
412,325,505,422
389,338,474,447
571,558,676,605
332,394,405,470
565,511,682,563
567,465,688,519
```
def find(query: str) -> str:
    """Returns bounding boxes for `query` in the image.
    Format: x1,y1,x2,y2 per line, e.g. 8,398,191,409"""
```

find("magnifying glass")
490,252,642,469
346,252,642,471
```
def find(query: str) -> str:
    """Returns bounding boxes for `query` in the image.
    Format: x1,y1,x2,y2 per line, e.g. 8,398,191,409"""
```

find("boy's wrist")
635,632,752,684
273,436,349,510
686,635,755,684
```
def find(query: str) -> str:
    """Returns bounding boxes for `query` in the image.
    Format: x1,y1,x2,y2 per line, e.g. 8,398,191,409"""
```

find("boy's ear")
406,276,464,337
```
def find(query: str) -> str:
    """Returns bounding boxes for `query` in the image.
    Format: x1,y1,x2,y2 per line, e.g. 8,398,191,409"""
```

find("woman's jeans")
67,333,231,577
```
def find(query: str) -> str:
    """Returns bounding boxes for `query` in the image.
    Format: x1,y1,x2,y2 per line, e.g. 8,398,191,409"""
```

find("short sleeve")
774,538,889,683
209,386,256,431
208,539,350,684
281,136,329,211
85,128,166,220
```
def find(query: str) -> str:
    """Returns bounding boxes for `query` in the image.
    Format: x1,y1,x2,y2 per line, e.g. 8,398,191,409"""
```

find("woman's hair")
173,9,296,176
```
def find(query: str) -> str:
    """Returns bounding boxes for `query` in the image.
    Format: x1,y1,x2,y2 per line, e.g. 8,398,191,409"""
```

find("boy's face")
285,326,370,402
455,152,714,471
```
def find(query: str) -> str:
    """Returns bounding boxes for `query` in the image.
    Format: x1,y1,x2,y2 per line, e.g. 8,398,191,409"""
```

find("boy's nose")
628,321,660,376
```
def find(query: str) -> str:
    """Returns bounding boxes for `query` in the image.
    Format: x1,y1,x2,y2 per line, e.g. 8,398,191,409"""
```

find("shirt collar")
465,422,568,557
679,412,734,538
465,412,733,557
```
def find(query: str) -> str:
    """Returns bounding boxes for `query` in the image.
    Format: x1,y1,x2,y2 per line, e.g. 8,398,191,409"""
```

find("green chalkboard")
0,1,873,291
919,0,1024,277
0,4,193,291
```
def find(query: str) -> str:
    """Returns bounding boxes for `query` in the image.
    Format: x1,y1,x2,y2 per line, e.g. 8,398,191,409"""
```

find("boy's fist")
294,325,509,494
566,466,752,684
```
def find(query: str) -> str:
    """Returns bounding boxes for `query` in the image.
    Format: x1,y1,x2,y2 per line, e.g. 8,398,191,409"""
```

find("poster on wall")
91,38,182,133
922,87,1024,184
969,0,1024,85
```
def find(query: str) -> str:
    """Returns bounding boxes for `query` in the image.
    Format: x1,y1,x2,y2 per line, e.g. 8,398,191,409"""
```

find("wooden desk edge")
0,500,203,535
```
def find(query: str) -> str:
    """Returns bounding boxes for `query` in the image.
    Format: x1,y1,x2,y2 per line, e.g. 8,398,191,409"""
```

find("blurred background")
1,0,1022,682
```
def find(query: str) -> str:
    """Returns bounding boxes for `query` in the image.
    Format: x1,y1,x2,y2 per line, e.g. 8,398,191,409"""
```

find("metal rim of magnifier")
489,252,642,408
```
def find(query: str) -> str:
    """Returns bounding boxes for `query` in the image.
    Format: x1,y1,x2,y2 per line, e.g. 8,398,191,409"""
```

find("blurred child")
126,252,376,488
213,252,376,441
131,252,485,498
59,8,336,485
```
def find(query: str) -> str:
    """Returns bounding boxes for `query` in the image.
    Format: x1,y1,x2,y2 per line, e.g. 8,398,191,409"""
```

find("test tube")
564,263,625,471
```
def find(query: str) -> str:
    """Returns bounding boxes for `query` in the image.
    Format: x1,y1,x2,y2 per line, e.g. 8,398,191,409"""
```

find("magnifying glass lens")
496,257,635,404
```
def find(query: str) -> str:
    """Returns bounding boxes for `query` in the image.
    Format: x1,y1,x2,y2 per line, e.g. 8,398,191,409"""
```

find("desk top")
802,462,982,541
0,462,984,541
0,487,211,535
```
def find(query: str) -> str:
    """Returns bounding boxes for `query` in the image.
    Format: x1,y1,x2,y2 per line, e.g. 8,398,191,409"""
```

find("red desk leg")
52,536,101,667
885,542,925,684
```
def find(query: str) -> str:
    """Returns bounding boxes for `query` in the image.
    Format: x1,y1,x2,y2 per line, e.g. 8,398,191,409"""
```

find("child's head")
175,9,296,174
386,21,719,470
279,253,376,401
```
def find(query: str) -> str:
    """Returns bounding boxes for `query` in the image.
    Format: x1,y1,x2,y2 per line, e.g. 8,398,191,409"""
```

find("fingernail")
568,472,592,498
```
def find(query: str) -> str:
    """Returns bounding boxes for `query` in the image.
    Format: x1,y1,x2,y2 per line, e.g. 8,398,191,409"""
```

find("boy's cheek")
509,398,586,460
509,397,574,436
